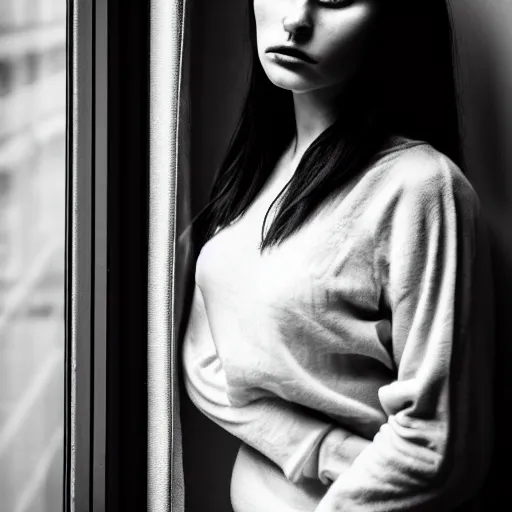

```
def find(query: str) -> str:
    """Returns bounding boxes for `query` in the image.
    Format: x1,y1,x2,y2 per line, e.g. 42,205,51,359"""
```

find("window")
0,1,66,511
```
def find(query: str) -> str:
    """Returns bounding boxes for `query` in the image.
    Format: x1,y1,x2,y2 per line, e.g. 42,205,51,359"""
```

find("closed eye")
317,0,356,8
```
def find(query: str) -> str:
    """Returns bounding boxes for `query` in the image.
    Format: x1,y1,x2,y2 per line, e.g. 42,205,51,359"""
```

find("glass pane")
0,1,66,511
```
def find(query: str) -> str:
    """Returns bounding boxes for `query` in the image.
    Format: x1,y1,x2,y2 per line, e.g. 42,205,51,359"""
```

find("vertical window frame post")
66,0,107,510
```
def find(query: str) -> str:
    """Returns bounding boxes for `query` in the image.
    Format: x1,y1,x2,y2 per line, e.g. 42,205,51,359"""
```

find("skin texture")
254,0,380,96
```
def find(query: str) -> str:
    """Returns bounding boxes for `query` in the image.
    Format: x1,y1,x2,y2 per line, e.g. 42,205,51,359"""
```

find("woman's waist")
231,443,328,512
228,380,389,439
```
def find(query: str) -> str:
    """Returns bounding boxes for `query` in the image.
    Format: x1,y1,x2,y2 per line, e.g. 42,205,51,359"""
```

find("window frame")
65,0,105,510
66,0,188,511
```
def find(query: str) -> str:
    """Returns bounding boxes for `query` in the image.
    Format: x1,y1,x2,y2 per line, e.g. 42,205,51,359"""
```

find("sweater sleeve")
182,282,371,484
314,158,495,511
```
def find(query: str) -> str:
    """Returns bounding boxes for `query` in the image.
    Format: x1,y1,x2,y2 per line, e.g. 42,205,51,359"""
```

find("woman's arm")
182,282,371,484
315,158,495,511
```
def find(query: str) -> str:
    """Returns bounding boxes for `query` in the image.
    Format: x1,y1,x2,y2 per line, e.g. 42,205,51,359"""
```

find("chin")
269,79,312,93
264,68,317,94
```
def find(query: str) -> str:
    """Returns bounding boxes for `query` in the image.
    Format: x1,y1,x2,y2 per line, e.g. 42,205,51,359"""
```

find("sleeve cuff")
318,430,372,485
283,423,336,484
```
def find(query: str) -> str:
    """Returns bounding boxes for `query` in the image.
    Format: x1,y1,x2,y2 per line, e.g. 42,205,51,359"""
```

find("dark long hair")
194,0,462,253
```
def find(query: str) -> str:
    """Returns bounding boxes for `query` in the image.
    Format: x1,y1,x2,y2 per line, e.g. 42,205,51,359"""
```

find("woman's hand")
317,428,372,485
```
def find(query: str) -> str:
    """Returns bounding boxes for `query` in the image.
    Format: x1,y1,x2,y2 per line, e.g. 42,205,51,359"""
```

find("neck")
290,86,341,162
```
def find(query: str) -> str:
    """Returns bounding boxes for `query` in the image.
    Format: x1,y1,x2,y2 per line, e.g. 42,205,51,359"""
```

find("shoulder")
356,142,485,252
369,142,480,218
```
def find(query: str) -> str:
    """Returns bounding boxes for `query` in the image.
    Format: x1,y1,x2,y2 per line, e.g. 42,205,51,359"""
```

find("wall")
180,1,512,509
450,1,512,506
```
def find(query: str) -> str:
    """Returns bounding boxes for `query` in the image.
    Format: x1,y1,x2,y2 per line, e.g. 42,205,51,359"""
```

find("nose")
282,1,313,42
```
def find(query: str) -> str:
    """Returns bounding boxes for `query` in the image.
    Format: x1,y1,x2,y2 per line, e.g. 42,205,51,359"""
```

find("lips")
265,45,317,64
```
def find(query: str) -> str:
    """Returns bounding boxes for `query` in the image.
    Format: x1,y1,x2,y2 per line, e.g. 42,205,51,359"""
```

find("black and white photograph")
0,1,511,511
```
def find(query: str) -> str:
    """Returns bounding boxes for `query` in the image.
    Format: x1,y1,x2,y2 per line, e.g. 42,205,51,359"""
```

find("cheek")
317,7,378,78
253,0,277,39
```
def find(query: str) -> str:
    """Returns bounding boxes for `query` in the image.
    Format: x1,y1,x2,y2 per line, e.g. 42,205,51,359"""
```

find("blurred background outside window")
0,1,66,511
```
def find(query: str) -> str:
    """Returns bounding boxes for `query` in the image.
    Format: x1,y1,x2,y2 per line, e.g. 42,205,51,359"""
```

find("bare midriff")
230,444,328,512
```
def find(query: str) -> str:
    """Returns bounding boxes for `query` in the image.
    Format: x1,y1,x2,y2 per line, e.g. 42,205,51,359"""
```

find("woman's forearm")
182,283,371,484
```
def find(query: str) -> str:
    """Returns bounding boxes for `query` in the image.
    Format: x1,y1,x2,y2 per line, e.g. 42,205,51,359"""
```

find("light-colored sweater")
182,137,495,511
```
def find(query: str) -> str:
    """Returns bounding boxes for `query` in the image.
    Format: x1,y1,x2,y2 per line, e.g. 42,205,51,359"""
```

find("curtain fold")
148,1,189,510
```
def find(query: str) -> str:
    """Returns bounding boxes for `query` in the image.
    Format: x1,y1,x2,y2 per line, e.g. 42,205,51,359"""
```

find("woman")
181,0,495,510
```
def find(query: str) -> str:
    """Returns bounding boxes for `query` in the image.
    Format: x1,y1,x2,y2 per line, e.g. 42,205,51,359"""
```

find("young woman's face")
254,0,381,95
